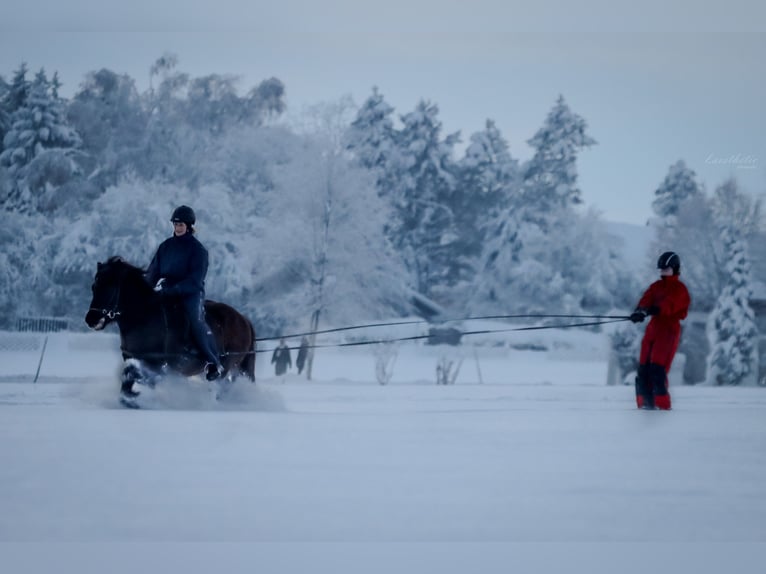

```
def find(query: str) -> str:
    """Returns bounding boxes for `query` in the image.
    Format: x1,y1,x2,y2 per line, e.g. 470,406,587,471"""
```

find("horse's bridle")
89,278,122,321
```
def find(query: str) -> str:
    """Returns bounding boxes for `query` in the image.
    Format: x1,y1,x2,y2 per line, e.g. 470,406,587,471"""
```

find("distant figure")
629,251,690,410
296,336,309,375
271,338,292,377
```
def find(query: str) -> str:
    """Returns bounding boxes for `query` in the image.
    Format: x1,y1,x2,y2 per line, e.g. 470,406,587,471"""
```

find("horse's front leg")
120,359,144,398
120,358,164,394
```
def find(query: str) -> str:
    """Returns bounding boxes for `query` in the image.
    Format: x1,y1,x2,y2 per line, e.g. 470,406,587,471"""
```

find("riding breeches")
182,295,220,366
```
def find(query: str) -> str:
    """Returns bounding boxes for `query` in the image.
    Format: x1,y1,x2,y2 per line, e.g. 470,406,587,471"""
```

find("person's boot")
635,364,653,409
205,362,224,381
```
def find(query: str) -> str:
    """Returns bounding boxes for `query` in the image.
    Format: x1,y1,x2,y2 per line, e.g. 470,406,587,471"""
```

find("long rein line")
252,317,631,355
255,313,631,343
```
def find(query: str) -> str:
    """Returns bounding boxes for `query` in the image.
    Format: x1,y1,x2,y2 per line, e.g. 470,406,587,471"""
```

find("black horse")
85,256,256,403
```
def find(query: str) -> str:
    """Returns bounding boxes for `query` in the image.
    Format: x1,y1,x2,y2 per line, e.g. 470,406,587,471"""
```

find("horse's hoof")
119,394,140,409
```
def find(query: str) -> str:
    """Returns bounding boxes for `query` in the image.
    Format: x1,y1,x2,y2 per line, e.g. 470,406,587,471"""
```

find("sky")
1,326,765,572
1,0,765,224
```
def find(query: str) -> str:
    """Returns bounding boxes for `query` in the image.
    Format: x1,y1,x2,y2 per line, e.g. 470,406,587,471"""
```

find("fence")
16,317,69,333
0,330,121,382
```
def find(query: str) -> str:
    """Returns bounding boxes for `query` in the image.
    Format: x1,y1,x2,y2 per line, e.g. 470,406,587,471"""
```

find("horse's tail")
241,319,256,382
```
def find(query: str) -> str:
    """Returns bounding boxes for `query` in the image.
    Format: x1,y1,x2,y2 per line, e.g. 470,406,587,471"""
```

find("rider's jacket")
145,232,209,298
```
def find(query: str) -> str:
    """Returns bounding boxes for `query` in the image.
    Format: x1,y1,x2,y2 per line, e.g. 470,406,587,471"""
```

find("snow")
1,326,765,572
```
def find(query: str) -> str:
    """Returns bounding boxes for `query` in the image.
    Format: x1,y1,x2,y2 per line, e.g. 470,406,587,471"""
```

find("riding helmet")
171,205,196,226
657,251,680,274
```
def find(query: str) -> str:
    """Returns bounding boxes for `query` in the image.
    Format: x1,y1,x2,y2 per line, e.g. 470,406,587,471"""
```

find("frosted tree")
470,204,527,312
651,160,702,223
522,95,596,226
392,100,460,297
140,53,192,182
707,225,758,385
0,75,9,148
0,69,82,213
0,64,31,142
140,55,286,185
68,69,148,189
472,208,633,315
345,86,397,176
456,119,520,260
0,211,50,325
254,101,410,360
472,98,614,315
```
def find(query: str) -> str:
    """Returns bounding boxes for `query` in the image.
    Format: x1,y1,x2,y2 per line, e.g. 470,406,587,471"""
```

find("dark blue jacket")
145,232,209,297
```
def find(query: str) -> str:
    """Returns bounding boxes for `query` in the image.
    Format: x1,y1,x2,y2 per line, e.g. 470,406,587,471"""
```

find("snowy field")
1,327,765,573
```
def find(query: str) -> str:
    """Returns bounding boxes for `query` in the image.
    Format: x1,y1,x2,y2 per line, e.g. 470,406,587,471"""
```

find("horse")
84,256,256,404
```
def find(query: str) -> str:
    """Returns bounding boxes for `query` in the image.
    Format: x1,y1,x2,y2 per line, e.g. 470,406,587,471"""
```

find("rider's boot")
205,362,224,382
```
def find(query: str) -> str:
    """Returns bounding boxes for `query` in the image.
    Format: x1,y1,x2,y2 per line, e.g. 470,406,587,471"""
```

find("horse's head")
85,256,132,330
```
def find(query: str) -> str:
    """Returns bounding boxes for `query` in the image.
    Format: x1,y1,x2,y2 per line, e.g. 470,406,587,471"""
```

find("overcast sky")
2,0,764,225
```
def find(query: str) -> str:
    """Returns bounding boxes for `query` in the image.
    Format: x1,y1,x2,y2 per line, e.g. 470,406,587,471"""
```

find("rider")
145,205,224,381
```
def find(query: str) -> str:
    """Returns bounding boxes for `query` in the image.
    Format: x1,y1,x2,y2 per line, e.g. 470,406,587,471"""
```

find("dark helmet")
170,205,196,226
657,251,680,274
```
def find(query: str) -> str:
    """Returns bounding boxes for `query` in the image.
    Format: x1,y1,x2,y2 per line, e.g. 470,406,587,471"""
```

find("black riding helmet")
657,251,680,274
171,205,196,226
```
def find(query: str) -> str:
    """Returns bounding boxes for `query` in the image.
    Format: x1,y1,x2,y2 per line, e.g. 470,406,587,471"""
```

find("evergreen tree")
470,204,527,310
708,225,758,385
392,100,459,297
5,63,31,113
0,69,82,213
0,64,30,155
651,160,702,222
0,75,9,151
346,86,397,175
456,119,519,258
522,95,596,225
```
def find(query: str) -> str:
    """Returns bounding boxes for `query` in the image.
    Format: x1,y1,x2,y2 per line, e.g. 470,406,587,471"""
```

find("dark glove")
646,305,660,316
629,309,647,323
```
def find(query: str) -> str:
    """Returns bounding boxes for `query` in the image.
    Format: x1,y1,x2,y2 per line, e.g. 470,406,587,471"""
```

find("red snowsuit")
635,275,690,410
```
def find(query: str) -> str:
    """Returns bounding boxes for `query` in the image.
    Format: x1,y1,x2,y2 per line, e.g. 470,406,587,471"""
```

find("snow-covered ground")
1,325,765,573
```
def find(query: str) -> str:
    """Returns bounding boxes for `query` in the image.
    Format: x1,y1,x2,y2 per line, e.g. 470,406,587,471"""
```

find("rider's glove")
629,308,647,323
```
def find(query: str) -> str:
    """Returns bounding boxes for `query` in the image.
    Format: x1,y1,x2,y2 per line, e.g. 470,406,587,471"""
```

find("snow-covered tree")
0,64,31,140
456,119,520,257
67,68,147,189
0,211,49,326
522,95,596,225
345,86,397,175
651,160,702,223
256,100,410,340
139,55,286,186
0,69,82,213
470,204,528,310
646,161,710,311
472,209,634,316
390,100,460,297
0,75,10,149
707,225,758,385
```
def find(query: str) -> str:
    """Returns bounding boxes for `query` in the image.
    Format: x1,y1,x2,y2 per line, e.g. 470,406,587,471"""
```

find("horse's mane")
106,255,146,274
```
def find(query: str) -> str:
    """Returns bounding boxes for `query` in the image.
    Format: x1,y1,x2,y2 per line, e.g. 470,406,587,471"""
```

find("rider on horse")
145,205,224,381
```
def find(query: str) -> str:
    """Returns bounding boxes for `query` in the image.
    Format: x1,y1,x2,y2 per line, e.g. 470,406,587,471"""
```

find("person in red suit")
629,251,691,410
